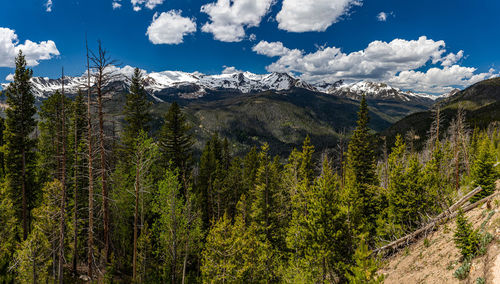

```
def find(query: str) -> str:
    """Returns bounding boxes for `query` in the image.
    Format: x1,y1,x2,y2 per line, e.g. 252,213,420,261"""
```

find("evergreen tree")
470,135,497,202
37,91,72,185
345,95,380,239
4,50,38,240
386,135,428,233
454,210,480,260
286,158,352,282
69,90,87,274
122,68,151,157
250,144,286,249
201,198,277,282
158,102,193,187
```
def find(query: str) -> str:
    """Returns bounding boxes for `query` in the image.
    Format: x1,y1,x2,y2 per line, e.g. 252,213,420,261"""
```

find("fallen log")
374,186,484,255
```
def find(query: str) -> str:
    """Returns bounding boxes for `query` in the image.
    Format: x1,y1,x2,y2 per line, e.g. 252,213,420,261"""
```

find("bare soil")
379,181,500,283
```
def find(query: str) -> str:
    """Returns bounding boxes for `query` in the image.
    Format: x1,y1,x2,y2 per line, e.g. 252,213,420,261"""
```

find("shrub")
453,261,471,280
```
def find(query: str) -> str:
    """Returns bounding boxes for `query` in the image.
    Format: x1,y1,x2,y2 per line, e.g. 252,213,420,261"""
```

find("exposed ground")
379,181,500,283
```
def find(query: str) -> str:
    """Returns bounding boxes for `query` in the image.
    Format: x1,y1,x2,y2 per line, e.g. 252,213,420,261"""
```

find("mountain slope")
382,77,500,147
379,181,500,283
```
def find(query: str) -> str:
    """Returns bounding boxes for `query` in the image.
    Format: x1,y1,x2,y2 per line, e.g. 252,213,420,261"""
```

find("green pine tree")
121,68,152,157
4,50,38,240
158,102,193,187
345,95,380,239
470,135,497,202
454,210,480,260
286,158,352,282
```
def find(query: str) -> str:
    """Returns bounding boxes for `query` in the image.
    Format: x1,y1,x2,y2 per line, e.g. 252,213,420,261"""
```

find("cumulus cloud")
248,33,257,41
222,66,242,74
45,0,53,12
0,28,60,67
440,50,464,67
253,36,496,93
252,40,290,57
276,0,362,32
112,0,122,9
131,0,164,11
146,11,197,45
5,74,14,81
388,66,497,93
200,0,273,42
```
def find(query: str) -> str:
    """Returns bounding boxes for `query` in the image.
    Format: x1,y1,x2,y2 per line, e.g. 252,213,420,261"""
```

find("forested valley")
0,46,499,283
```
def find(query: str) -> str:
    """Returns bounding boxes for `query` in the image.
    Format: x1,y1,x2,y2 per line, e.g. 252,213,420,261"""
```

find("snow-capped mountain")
1,67,441,104
324,81,440,104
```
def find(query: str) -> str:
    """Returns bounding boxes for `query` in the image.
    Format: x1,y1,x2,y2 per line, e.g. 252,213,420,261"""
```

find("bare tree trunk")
72,92,79,275
86,39,95,279
58,67,67,284
94,43,110,263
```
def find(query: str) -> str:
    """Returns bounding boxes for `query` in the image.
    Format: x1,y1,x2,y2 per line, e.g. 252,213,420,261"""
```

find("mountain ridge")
1,67,441,106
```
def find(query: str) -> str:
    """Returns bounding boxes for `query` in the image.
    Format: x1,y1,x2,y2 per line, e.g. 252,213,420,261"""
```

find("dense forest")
0,48,499,283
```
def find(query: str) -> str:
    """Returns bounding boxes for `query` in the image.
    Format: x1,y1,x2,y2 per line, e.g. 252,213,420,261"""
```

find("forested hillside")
0,50,499,283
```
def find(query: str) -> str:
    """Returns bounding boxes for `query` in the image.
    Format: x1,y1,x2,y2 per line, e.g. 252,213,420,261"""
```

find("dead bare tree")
89,40,119,264
85,38,95,279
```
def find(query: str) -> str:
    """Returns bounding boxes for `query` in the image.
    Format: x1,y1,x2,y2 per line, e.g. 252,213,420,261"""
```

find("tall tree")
89,40,117,262
122,68,151,157
286,158,352,282
85,39,95,278
4,50,37,240
158,102,193,188
345,95,380,239
70,90,87,274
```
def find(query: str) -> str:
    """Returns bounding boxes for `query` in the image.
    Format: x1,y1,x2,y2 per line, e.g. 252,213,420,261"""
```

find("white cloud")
146,11,197,45
112,1,122,9
222,66,242,74
252,40,290,57
259,36,446,80
45,0,53,12
276,0,362,32
107,65,147,78
253,36,495,93
388,65,497,93
440,50,464,67
200,0,273,42
377,12,387,21
0,28,60,67
5,74,14,81
131,0,164,11
248,33,257,41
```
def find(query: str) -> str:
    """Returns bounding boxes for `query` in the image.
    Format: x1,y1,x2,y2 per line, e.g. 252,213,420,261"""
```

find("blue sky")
1,0,499,94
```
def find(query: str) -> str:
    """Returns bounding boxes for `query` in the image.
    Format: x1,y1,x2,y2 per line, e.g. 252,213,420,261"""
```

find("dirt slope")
379,181,500,283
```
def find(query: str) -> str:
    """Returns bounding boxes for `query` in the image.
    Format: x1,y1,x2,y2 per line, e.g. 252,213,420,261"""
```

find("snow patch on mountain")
1,66,443,104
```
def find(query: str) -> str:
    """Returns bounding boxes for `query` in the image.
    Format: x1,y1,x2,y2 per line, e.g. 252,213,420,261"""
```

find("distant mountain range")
1,68,441,106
